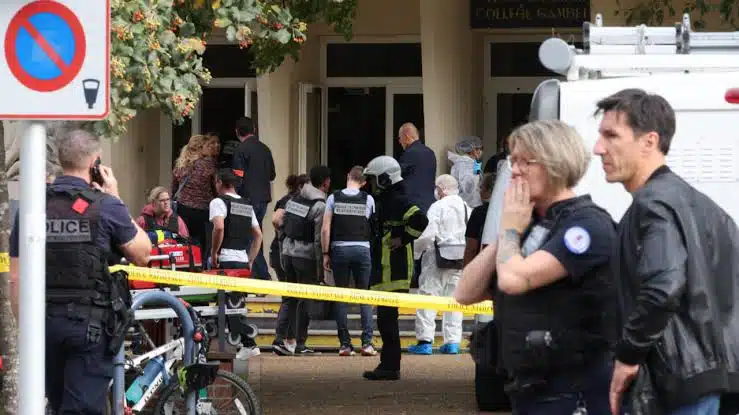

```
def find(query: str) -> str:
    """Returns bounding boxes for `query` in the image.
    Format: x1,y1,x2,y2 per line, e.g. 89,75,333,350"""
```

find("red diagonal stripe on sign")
20,19,69,73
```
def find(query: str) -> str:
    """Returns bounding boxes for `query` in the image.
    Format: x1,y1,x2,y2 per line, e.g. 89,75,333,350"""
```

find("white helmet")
363,155,402,190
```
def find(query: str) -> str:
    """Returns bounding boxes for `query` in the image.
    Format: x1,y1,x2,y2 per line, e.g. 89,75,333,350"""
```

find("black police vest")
219,195,253,251
330,190,369,242
143,213,179,234
283,195,319,242
495,197,618,379
46,186,112,308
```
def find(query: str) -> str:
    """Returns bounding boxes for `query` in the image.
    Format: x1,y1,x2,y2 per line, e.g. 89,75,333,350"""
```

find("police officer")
209,168,263,360
361,156,428,381
273,165,331,356
320,166,377,356
456,120,618,414
9,129,152,414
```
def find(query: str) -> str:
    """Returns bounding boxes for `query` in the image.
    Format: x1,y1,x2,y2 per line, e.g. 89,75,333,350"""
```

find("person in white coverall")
408,174,470,355
448,136,484,209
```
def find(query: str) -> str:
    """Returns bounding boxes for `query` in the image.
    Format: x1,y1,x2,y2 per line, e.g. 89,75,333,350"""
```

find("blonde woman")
171,134,219,248
455,120,618,414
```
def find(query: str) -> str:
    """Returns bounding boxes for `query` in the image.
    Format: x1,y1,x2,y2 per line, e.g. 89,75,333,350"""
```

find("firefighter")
361,156,428,381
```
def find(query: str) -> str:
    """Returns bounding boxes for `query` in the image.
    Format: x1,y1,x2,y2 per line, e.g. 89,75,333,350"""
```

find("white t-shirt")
209,192,259,263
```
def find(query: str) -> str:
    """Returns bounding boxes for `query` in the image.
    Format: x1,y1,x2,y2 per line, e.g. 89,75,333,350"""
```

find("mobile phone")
91,157,104,186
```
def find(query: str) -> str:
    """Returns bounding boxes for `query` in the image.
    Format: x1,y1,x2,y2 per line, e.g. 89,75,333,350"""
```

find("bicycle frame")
112,290,197,415
126,338,184,412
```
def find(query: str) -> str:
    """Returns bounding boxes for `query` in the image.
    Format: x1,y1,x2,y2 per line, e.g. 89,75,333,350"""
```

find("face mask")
473,160,482,174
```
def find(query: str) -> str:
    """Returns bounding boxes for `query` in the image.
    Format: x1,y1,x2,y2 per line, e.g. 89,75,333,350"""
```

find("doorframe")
158,77,256,185
386,84,423,157
319,35,424,157
483,33,580,153
297,83,327,172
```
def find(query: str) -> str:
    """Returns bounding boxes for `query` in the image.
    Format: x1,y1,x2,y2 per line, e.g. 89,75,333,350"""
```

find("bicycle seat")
183,362,220,391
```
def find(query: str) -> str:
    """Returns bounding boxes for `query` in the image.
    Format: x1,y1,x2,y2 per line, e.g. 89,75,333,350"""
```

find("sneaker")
272,341,294,356
295,345,321,355
408,343,433,355
360,344,378,356
236,346,261,360
339,346,356,356
439,343,460,355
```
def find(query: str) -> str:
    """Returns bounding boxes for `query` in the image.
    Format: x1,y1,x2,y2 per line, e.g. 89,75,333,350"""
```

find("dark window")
496,93,533,150
490,42,583,77
326,43,422,77
202,44,257,78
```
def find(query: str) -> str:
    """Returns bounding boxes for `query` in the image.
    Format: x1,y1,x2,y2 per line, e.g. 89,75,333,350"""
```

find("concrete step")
246,312,476,333
243,295,479,317
251,328,472,352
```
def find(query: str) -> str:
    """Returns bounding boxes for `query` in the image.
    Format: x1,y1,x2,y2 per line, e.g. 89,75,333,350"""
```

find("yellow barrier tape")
111,265,494,315
0,252,492,314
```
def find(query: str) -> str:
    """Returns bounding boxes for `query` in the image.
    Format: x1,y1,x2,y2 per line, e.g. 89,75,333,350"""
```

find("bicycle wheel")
153,370,262,415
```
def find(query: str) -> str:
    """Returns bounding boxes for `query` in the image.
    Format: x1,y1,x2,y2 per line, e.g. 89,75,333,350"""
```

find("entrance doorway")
388,86,424,159
485,78,546,153
170,80,256,168
326,87,386,189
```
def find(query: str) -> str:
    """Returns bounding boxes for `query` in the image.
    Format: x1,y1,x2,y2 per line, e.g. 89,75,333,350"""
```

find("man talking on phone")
9,129,152,414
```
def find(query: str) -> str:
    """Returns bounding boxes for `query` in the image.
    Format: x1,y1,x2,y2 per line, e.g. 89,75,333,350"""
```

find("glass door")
386,85,423,159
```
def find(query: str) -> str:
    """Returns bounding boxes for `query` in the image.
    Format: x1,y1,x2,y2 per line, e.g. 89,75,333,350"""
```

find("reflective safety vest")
370,184,427,292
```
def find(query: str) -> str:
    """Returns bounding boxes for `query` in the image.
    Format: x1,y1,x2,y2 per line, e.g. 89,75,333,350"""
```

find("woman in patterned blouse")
172,134,220,250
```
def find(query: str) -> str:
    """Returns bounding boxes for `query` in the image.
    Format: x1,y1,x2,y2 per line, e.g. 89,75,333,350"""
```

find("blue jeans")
330,245,373,347
670,395,720,415
250,202,269,280
510,359,612,415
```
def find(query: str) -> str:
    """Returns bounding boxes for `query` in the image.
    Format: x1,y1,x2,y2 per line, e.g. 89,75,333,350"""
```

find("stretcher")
130,239,203,290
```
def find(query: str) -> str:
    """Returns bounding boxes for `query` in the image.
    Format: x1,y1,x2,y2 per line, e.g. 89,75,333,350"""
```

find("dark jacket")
615,166,739,410
398,140,436,214
369,180,428,292
232,135,276,204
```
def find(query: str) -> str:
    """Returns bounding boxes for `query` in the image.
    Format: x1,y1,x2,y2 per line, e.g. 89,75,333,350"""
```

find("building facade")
80,0,732,264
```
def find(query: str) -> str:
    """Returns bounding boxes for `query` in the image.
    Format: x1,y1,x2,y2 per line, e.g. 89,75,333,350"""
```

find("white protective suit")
413,193,470,344
447,151,482,208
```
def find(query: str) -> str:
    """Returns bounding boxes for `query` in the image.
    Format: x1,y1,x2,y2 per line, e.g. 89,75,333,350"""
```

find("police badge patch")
563,226,591,255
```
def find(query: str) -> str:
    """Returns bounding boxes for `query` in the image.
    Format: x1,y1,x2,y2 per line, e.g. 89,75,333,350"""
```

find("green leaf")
274,28,291,43
180,22,196,37
226,25,237,41
159,30,177,46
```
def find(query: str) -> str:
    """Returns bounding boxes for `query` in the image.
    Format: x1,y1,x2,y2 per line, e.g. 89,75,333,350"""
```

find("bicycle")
111,289,262,415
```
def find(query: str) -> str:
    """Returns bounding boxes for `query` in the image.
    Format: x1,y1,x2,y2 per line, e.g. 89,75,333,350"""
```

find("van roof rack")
539,13,739,80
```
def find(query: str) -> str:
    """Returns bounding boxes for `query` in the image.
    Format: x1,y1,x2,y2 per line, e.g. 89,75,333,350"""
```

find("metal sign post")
0,0,111,411
18,123,47,415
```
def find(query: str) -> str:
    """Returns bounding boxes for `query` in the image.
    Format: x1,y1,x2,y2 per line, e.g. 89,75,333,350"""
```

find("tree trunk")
0,120,18,415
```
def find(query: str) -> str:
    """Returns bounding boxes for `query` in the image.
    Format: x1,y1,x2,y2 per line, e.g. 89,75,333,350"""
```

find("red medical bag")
129,239,203,290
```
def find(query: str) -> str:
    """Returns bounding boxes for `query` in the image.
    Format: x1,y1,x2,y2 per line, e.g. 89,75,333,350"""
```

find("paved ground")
244,353,509,415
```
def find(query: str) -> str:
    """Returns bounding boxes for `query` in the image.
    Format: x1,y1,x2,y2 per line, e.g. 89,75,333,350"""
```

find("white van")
473,13,739,412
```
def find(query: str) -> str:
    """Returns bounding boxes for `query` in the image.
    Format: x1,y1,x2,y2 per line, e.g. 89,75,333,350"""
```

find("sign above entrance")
470,0,591,29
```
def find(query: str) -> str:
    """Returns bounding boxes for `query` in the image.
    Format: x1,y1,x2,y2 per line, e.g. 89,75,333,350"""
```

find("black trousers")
281,256,316,345
377,306,400,371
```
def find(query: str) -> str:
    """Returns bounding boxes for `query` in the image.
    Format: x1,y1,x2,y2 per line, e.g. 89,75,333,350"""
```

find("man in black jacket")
232,116,276,280
397,122,436,215
594,89,739,415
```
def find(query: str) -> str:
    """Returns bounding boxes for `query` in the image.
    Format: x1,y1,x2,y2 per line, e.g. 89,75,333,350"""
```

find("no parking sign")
0,0,109,120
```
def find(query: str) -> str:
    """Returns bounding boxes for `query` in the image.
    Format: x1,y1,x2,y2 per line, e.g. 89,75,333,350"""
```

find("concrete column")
420,0,474,173
256,58,295,277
